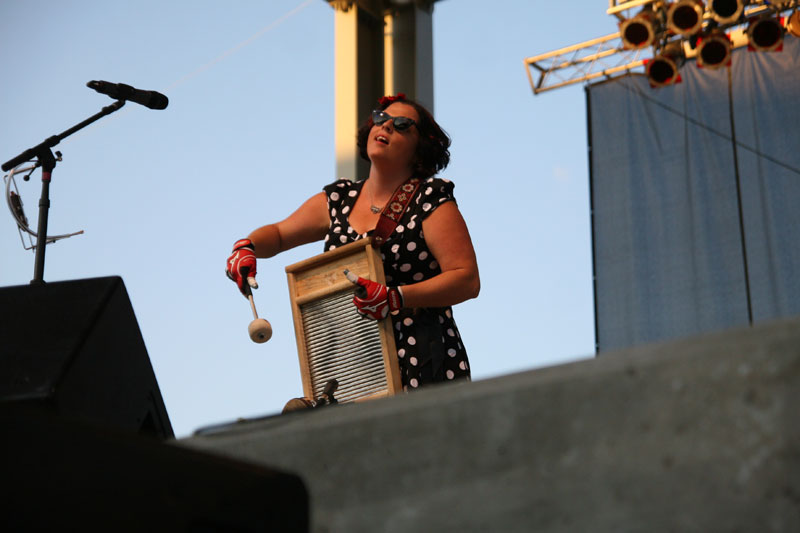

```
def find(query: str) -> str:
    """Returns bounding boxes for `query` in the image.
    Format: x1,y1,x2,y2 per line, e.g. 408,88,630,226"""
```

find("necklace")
367,181,382,214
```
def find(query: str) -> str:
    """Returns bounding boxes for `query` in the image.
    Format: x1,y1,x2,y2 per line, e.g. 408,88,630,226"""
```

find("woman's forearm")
245,192,330,259
247,224,284,259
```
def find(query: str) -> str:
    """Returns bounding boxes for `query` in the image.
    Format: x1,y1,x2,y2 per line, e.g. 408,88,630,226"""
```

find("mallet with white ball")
244,284,272,343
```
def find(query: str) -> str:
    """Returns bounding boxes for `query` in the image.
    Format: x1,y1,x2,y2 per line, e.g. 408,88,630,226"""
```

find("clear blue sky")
1,1,615,437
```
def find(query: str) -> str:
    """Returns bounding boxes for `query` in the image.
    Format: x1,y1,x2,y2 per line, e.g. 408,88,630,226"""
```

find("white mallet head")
248,318,272,343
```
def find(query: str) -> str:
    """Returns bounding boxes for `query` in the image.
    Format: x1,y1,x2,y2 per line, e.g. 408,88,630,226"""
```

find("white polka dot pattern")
321,177,470,388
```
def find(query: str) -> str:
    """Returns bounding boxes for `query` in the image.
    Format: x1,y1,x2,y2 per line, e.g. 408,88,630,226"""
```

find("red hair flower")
378,93,406,106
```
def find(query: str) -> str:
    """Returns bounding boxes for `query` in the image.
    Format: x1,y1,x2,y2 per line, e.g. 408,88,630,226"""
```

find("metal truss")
525,32,646,94
525,0,798,94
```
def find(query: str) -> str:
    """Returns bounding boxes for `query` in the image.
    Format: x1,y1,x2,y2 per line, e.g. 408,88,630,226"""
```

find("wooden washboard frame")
285,238,402,402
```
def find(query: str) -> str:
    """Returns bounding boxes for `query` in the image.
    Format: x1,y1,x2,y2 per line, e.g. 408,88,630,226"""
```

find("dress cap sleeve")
417,177,456,221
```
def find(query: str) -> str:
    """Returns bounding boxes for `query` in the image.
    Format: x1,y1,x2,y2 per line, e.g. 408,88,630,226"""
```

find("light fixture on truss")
697,29,733,68
524,0,799,95
646,40,685,86
620,5,661,48
747,14,785,51
709,0,747,24
666,0,706,36
787,10,800,37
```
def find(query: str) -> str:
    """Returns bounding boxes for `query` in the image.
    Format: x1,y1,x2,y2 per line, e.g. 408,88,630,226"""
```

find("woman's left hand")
344,270,403,320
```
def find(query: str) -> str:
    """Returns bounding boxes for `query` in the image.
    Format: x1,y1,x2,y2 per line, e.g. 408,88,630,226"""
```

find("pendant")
370,205,381,214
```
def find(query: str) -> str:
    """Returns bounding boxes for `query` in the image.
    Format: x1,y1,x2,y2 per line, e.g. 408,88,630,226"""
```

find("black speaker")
0,276,173,439
1,404,308,531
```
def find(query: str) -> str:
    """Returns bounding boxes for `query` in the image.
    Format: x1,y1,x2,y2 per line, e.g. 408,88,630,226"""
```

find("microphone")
86,80,168,110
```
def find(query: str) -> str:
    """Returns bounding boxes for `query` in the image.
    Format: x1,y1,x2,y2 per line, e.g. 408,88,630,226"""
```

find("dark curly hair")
356,95,451,179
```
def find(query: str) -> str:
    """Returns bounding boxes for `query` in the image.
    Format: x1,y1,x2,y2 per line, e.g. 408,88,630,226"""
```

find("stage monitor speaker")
0,276,173,439
1,405,308,531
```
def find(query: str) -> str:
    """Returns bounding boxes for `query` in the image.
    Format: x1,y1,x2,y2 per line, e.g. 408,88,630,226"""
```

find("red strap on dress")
372,177,422,248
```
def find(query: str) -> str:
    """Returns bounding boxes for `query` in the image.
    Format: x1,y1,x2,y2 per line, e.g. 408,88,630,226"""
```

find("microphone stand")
2,100,126,284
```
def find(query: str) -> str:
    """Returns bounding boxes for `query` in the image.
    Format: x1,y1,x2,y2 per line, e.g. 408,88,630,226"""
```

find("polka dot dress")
323,177,471,390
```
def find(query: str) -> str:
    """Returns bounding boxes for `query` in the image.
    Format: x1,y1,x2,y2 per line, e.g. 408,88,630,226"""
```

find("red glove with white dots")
226,238,258,296
344,269,403,320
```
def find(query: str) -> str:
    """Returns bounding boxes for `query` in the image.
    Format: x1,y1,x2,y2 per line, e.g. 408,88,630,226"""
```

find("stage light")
709,0,746,24
697,30,732,69
747,15,784,52
620,8,659,49
646,41,685,87
667,0,705,36
786,11,800,38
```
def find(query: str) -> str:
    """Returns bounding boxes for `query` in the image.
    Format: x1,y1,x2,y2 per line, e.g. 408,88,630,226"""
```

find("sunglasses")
372,109,416,132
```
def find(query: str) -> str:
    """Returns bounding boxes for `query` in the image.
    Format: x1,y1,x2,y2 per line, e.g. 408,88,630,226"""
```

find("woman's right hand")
226,238,258,296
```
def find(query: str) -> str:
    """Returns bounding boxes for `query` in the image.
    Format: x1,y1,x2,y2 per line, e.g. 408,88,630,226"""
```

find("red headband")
378,93,407,106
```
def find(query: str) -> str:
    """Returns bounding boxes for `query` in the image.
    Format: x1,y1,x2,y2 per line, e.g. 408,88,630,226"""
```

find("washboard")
285,238,402,402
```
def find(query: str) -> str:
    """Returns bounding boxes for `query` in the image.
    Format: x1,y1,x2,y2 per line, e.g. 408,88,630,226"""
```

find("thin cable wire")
620,76,800,176
4,166,84,247
726,66,753,325
6,3,317,251
164,0,316,91
61,0,316,145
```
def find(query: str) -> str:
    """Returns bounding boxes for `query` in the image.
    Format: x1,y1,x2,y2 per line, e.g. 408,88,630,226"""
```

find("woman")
226,94,479,389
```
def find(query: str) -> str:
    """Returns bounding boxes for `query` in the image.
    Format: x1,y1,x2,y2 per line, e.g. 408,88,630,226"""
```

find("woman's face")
366,102,420,172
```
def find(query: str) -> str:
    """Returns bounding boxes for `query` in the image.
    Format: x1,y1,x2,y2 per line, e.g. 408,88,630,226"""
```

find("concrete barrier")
181,316,800,532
